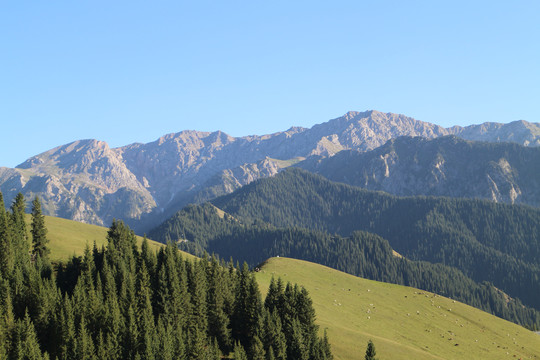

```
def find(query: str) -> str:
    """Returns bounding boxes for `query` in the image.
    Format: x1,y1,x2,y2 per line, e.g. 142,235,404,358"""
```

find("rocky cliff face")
1,140,156,226
452,120,540,146
1,110,538,232
298,135,540,208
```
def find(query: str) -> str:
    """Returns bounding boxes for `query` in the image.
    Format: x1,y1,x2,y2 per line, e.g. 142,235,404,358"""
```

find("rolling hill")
36,214,540,359
23,214,194,262
256,257,540,360
148,201,540,329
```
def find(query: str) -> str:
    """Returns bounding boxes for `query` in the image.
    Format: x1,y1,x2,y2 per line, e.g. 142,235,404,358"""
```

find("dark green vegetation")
0,193,332,360
364,340,377,360
150,169,540,330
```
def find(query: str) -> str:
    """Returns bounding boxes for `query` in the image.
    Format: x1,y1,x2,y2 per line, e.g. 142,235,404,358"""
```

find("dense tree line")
205,169,540,312
0,193,332,359
150,203,540,329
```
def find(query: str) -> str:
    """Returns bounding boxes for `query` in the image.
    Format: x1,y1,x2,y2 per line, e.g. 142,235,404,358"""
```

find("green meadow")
25,215,194,262
37,215,540,359
256,257,540,360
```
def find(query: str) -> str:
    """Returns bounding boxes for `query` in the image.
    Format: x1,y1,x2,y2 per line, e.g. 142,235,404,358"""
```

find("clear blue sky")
1,1,539,168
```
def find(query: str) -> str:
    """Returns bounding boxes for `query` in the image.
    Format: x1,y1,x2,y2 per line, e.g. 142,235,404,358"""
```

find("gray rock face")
452,120,540,146
1,110,538,232
2,140,156,226
298,136,540,208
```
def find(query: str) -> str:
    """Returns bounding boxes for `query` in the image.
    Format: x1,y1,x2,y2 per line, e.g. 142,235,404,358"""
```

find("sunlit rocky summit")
0,110,538,232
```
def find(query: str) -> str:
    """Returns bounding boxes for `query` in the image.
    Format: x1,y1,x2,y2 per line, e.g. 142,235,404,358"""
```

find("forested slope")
150,201,540,329
207,169,540,312
0,193,331,359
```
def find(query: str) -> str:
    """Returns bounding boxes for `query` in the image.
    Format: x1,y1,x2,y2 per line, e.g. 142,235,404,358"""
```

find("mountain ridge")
297,135,540,208
1,110,538,230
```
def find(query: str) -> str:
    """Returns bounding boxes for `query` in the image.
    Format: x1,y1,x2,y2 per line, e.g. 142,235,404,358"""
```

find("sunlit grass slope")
256,257,540,360
25,215,194,262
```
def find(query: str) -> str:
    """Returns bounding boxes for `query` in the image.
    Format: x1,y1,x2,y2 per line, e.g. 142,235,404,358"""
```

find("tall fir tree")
0,279,15,359
250,334,266,360
156,317,174,360
232,263,263,348
30,197,50,260
287,318,308,360
14,310,46,360
262,310,287,360
60,294,77,360
135,262,156,360
233,341,248,360
76,315,97,360
207,256,232,353
0,192,14,276
10,193,29,264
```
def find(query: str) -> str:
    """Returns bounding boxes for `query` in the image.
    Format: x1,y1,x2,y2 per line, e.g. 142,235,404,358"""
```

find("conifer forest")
0,193,332,360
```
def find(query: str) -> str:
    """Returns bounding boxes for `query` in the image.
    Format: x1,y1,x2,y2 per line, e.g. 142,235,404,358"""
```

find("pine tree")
124,305,139,359
232,263,263,348
0,192,14,276
262,310,286,360
96,331,108,360
188,325,207,360
15,310,45,360
296,286,318,356
207,256,232,353
100,259,122,360
321,330,333,360
31,197,50,260
364,339,377,360
250,334,266,360
266,346,276,360
205,337,221,360
0,329,5,360
76,315,96,360
155,244,189,333
156,317,174,360
264,277,282,313
10,193,29,264
0,280,15,359
135,262,156,360
287,318,308,360
187,259,208,335
60,294,77,360
140,236,156,276
233,341,248,360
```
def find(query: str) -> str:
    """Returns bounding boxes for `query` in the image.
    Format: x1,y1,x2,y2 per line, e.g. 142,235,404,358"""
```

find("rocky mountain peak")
2,110,538,232
16,139,112,171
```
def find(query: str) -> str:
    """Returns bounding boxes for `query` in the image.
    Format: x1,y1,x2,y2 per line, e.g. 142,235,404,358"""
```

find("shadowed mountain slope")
297,135,540,207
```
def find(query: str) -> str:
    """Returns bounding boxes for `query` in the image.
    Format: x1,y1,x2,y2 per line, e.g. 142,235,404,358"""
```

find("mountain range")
298,135,540,207
0,110,538,232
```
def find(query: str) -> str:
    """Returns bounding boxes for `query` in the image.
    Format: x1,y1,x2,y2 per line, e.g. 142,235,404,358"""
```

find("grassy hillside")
25,215,194,262
209,168,540,314
26,214,540,359
256,257,540,360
